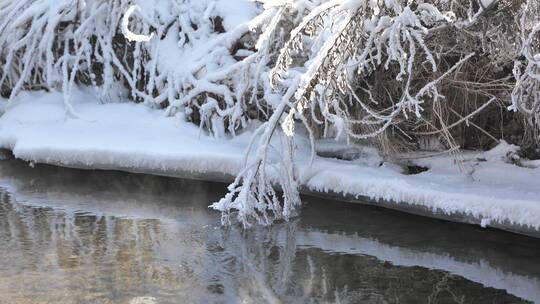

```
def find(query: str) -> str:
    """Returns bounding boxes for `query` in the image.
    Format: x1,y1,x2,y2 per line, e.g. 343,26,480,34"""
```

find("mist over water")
0,160,538,304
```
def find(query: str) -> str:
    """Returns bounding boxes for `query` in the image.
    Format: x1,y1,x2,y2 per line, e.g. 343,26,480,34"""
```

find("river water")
0,159,539,304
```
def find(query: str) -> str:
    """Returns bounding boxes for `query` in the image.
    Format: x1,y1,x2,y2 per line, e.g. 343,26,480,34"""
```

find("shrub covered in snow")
1,0,539,226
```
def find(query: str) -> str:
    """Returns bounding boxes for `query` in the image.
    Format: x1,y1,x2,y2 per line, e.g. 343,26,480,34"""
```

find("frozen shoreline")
1,90,540,238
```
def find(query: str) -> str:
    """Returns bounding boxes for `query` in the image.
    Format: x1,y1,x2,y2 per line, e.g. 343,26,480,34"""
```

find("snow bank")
1,90,540,236
304,143,540,225
0,89,247,179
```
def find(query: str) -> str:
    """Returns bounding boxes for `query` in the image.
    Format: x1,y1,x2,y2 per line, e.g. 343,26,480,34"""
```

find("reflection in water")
0,160,538,304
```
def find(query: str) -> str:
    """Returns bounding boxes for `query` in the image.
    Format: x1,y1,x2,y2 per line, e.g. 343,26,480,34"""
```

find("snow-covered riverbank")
1,90,540,237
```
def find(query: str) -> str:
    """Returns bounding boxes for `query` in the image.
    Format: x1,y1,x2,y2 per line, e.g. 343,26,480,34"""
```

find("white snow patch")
481,218,492,228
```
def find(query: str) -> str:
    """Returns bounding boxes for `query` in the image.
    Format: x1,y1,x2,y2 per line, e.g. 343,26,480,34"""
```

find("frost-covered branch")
212,0,487,226
0,0,277,133
508,0,540,151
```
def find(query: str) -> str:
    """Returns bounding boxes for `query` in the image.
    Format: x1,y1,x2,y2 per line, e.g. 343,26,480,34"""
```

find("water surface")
0,160,539,304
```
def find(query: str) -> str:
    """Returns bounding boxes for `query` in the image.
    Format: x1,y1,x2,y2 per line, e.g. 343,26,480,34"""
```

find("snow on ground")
0,89,248,178
1,90,540,233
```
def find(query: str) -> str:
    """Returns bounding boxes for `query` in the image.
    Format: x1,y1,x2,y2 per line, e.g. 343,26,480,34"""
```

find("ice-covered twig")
122,5,154,42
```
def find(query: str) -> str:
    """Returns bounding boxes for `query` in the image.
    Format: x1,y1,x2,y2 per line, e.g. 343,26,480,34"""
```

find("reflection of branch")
428,274,465,304
221,223,299,303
